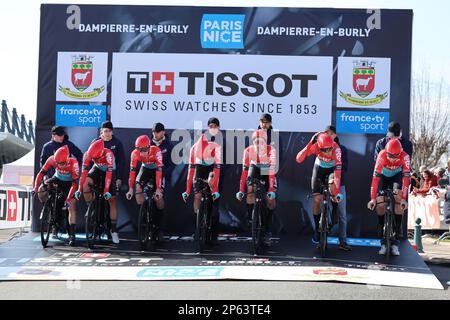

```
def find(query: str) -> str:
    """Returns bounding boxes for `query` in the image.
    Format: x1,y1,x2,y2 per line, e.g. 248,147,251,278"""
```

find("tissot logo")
126,71,317,97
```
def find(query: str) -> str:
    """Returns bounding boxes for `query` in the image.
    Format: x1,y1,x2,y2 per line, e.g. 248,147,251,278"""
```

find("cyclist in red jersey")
182,118,222,242
296,132,343,243
34,145,79,246
368,138,410,256
74,139,120,244
236,129,277,245
126,135,164,236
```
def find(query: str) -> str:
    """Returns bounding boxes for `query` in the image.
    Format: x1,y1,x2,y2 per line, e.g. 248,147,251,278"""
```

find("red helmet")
252,129,267,142
317,133,333,150
54,145,69,164
135,135,151,150
87,139,104,159
386,138,402,157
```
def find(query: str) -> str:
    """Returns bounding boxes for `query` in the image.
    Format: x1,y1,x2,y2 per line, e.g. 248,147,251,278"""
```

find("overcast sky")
0,0,448,122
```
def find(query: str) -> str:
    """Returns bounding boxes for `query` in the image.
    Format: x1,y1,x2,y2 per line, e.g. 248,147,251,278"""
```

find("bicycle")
377,189,397,259
135,181,159,251
309,181,333,258
84,180,112,249
247,176,269,256
37,182,69,248
194,178,214,253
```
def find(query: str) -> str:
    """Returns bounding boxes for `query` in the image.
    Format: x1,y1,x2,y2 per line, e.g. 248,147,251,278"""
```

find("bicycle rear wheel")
138,202,151,251
85,200,98,249
251,202,263,255
40,203,52,248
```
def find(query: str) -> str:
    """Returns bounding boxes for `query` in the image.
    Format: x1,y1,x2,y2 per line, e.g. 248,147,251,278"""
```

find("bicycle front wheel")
138,202,151,251
195,202,207,253
40,204,52,248
251,202,263,255
319,210,328,258
85,200,98,249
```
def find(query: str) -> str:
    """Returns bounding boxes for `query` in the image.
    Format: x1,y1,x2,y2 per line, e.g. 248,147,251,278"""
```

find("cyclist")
367,138,410,256
236,129,277,246
296,132,343,244
126,135,164,239
74,139,120,244
34,145,79,246
182,118,222,243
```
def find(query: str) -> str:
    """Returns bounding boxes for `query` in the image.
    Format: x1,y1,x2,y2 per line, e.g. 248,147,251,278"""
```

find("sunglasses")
56,161,67,166
136,147,149,152
387,152,400,159
319,147,333,153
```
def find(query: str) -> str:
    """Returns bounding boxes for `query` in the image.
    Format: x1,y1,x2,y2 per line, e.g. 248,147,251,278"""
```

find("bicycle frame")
378,189,397,259
194,178,213,253
136,182,157,250
248,177,267,255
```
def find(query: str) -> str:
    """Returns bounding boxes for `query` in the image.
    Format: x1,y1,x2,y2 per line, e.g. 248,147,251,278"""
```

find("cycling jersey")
296,141,342,193
186,134,221,194
79,148,115,194
239,145,277,193
129,146,163,189
370,149,411,200
34,156,79,201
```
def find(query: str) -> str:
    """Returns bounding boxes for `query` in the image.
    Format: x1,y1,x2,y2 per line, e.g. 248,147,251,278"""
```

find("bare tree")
410,68,450,170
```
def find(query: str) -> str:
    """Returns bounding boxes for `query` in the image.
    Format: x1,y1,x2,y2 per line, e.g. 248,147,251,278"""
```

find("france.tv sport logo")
200,14,245,49
336,111,389,134
56,105,106,127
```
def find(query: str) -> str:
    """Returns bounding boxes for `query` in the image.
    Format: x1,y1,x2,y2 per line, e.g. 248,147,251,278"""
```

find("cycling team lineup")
33,115,411,258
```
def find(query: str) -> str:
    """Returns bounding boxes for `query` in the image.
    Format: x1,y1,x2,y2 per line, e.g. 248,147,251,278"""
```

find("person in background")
40,126,83,177
445,160,450,180
412,169,438,196
374,121,413,162
410,170,421,192
150,122,173,235
324,125,351,251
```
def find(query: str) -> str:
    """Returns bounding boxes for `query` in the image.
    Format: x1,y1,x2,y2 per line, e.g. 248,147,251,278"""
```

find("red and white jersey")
129,146,163,189
370,149,411,200
239,145,277,193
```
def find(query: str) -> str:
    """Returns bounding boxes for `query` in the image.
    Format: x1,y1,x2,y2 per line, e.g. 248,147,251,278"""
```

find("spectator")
374,121,413,162
435,167,446,181
444,160,450,180
412,169,438,196
40,126,83,177
410,170,421,192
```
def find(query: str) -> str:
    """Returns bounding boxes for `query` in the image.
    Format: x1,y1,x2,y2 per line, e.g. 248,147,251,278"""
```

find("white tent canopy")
0,148,35,185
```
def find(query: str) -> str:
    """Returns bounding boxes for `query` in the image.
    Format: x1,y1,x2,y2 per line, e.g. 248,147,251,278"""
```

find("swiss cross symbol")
7,190,17,222
152,72,174,94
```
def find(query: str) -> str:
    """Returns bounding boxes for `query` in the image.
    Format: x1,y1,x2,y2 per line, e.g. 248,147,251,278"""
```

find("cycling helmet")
87,139,104,159
135,135,151,150
252,129,267,142
54,145,69,164
317,133,333,150
386,138,402,157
